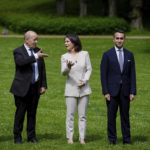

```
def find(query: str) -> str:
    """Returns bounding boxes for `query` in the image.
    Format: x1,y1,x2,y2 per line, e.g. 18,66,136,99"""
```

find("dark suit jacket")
10,45,47,97
100,47,136,97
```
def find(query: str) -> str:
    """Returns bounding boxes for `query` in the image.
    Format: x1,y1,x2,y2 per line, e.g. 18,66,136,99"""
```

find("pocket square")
128,60,131,62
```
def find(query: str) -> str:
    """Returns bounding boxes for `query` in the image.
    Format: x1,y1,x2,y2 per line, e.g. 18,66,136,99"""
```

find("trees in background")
56,0,147,29
130,0,143,29
108,0,116,17
56,0,65,15
101,0,108,16
56,0,88,17
80,0,87,17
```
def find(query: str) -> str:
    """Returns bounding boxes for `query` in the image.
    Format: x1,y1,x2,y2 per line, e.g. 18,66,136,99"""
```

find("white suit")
61,51,92,139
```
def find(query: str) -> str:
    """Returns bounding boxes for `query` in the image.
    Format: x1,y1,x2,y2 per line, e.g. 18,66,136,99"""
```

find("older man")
10,31,48,144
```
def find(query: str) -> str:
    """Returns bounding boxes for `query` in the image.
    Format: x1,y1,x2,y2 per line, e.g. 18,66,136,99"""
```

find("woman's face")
65,38,75,51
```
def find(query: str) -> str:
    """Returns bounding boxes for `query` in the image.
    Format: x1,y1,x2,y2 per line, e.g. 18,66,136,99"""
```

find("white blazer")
61,51,92,97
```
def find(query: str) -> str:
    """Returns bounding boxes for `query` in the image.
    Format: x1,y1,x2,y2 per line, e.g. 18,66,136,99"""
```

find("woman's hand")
66,60,74,69
78,80,85,88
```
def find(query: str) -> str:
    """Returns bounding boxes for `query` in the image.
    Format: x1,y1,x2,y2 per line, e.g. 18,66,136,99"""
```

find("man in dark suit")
100,30,136,144
10,31,48,144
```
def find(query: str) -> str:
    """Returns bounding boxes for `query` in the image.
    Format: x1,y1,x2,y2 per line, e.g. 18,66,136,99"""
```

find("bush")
0,13,130,35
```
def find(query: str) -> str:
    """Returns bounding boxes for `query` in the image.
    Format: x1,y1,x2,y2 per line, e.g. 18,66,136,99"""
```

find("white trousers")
66,95,89,139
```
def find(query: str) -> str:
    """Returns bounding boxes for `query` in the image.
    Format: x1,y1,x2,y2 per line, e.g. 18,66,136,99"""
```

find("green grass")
0,37,150,150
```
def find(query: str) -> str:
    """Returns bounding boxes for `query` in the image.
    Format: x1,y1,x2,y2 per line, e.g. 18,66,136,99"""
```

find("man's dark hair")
65,34,82,52
113,30,126,37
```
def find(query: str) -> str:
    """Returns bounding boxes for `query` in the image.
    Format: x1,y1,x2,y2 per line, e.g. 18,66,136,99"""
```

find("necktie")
30,50,36,83
118,49,124,72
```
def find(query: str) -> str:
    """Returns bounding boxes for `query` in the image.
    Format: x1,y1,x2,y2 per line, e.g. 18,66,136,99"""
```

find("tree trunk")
108,0,116,17
130,0,143,29
101,0,108,16
80,0,87,17
57,0,65,15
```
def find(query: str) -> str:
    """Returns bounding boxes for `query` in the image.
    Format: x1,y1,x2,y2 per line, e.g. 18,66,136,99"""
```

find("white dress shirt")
24,44,39,82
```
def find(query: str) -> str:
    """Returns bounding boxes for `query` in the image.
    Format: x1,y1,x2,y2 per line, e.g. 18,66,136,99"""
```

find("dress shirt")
24,44,39,82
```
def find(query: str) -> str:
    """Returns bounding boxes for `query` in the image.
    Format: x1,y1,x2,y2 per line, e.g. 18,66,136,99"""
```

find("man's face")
113,32,125,48
25,33,38,49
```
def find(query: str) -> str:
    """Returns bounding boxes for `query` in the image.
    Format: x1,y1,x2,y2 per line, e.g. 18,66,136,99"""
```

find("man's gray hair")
24,31,37,40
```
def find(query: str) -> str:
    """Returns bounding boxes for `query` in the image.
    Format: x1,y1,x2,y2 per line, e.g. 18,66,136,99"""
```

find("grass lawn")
0,37,150,150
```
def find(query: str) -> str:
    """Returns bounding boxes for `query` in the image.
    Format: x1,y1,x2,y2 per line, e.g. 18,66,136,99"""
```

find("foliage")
0,37,150,150
126,28,150,36
0,13,130,35
0,0,150,32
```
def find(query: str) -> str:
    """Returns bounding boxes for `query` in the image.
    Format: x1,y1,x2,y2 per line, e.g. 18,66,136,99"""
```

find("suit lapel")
112,48,122,73
22,45,30,57
122,49,128,73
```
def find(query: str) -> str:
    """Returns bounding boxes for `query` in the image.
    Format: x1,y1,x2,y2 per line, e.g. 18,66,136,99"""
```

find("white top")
61,51,92,97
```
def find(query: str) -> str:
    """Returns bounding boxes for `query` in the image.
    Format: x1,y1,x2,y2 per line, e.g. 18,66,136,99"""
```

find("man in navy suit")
10,31,48,144
100,30,136,144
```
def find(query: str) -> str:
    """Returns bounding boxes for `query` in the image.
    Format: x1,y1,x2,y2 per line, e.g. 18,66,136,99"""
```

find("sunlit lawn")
0,37,150,150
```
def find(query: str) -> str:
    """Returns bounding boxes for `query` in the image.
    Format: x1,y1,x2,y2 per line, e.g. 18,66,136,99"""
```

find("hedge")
0,13,130,35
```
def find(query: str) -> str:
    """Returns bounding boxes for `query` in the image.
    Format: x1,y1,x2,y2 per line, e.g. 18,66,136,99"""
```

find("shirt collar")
114,46,123,51
24,43,31,51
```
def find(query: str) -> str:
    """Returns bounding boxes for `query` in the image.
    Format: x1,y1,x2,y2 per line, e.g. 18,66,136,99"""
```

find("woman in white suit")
61,34,92,144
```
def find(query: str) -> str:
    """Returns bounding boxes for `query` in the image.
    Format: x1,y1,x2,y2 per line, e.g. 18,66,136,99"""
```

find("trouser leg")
14,95,26,141
26,96,39,140
106,96,119,142
66,97,77,139
27,83,39,140
78,95,89,139
119,90,130,142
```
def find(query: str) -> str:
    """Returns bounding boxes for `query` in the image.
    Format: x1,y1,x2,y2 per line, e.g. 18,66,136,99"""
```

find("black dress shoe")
110,141,116,145
14,139,22,144
123,141,131,144
28,138,38,143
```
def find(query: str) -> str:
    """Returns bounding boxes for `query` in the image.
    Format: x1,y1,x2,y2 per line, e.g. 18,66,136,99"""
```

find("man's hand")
105,94,110,101
130,94,135,101
40,87,46,94
36,49,48,58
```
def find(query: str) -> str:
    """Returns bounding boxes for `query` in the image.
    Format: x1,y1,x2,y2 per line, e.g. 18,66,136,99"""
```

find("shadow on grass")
132,135,148,143
0,135,13,142
117,135,148,144
0,133,62,143
37,133,62,140
85,134,103,143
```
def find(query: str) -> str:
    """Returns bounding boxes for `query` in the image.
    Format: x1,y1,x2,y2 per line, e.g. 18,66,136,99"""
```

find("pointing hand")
36,49,48,58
